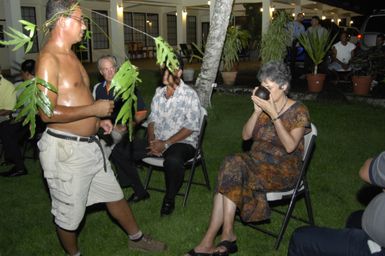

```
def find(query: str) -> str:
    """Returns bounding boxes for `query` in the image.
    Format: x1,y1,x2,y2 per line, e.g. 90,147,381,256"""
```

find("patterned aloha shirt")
148,80,201,148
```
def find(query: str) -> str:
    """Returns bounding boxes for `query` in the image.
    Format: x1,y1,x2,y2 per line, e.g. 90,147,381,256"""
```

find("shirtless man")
36,1,165,255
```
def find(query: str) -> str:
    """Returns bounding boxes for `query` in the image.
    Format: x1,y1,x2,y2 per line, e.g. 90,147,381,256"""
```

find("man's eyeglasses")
68,15,85,24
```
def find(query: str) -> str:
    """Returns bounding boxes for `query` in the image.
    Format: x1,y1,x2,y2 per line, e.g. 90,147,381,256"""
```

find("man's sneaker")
128,234,167,252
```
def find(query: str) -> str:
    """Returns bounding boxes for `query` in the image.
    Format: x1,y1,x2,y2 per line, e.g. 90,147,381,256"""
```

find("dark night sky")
317,0,385,14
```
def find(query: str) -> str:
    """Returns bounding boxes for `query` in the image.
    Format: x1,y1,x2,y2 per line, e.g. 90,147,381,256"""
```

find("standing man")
289,13,305,76
93,55,150,203
304,16,328,74
147,63,202,216
36,1,165,255
306,16,327,37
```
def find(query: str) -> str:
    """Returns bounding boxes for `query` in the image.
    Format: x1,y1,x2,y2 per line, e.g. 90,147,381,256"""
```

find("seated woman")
186,61,310,256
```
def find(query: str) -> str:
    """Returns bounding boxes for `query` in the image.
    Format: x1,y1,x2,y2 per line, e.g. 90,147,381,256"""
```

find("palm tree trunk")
194,0,234,108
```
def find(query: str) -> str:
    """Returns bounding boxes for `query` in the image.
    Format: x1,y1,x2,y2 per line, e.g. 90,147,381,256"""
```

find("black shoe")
127,192,150,203
5,169,28,177
160,199,175,216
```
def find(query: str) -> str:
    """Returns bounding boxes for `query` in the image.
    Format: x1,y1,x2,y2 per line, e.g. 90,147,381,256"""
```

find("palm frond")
14,77,57,137
154,36,180,73
110,60,141,141
298,29,337,74
0,21,37,54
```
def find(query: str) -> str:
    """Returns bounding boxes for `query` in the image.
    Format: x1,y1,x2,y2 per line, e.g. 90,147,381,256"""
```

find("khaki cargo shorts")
38,129,123,231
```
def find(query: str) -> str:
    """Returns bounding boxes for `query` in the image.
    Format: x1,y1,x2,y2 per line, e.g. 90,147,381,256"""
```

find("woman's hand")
252,91,278,119
251,87,262,112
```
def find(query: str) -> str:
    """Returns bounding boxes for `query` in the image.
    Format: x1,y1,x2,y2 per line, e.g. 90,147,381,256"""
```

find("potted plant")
260,11,291,63
221,25,250,86
350,50,372,95
298,30,336,92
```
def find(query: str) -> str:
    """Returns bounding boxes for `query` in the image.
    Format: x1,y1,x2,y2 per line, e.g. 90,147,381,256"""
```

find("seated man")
0,64,25,177
147,59,202,216
328,31,356,83
93,55,149,203
369,33,385,85
288,151,385,255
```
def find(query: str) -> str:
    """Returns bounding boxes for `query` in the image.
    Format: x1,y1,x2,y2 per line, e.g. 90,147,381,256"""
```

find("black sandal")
213,240,238,256
186,248,213,256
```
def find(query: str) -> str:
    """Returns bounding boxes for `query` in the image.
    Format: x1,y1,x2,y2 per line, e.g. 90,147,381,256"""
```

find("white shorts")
38,128,123,231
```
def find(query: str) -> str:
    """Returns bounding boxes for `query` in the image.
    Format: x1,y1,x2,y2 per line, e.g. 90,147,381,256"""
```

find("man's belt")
46,129,107,172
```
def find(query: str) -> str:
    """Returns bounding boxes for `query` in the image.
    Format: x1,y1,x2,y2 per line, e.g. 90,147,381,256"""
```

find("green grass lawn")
1,70,385,255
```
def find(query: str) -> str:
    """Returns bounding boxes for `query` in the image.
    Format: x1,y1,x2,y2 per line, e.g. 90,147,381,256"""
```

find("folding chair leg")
304,188,315,225
274,194,299,250
144,166,153,190
183,164,196,207
200,156,211,190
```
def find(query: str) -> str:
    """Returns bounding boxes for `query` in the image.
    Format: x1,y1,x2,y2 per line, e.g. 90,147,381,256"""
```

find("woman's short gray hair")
257,61,291,93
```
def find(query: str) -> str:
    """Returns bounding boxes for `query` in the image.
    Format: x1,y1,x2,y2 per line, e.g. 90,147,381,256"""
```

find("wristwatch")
164,142,170,150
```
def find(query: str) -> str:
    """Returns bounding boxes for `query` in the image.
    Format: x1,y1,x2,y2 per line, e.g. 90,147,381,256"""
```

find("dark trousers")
162,143,195,202
0,120,27,170
109,138,148,196
288,211,385,256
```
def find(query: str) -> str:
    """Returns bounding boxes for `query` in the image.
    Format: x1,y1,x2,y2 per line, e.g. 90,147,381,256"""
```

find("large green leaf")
110,60,141,141
154,36,180,73
14,77,57,137
0,20,37,54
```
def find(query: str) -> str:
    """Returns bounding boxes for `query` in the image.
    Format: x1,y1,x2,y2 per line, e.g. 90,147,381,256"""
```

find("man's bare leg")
106,199,140,235
56,226,79,256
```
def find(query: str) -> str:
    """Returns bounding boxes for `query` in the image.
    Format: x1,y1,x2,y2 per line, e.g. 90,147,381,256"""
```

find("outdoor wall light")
182,8,188,16
207,0,211,6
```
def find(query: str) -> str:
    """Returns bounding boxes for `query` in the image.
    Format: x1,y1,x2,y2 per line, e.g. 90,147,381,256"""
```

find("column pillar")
176,5,187,46
110,0,125,64
4,0,23,74
261,0,272,35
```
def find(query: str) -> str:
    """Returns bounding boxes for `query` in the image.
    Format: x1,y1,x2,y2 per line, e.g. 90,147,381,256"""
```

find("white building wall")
0,0,210,70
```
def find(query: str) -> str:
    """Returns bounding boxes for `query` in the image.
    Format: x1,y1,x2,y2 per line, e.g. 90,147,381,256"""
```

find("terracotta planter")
221,71,238,86
352,75,372,96
306,73,326,93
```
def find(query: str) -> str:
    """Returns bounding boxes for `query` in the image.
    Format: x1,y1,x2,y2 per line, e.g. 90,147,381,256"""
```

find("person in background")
0,63,25,177
328,31,356,83
93,55,149,203
289,13,305,76
288,151,385,255
307,16,327,37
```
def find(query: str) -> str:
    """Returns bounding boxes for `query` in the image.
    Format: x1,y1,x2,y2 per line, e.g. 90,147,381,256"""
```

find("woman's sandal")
213,240,238,256
186,248,213,256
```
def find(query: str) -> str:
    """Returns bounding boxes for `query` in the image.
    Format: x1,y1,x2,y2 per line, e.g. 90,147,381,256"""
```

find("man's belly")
47,117,99,137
